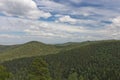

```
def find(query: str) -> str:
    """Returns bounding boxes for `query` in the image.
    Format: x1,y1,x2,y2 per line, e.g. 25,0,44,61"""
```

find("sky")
0,0,120,44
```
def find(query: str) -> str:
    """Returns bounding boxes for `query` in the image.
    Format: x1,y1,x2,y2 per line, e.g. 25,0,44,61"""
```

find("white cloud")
0,15,118,44
56,15,98,25
56,16,77,24
23,21,87,38
0,0,120,44
0,34,20,38
0,16,86,37
112,16,120,24
0,0,51,19
0,16,104,41
105,16,120,39
35,0,69,13
35,0,120,18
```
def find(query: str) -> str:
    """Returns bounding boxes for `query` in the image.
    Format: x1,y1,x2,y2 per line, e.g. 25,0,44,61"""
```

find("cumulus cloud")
36,0,120,20
0,34,20,38
56,15,98,25
0,16,106,44
105,16,120,39
35,0,69,13
0,16,86,37
0,0,120,44
56,16,77,24
0,0,51,19
0,15,119,44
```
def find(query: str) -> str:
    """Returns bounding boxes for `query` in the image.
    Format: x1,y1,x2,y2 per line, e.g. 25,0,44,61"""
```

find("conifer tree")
0,65,12,80
29,58,51,80
68,72,78,80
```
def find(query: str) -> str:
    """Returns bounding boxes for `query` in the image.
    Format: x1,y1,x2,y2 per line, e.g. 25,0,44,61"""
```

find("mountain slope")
2,40,120,80
0,45,19,53
44,40,120,80
0,40,98,62
0,41,60,62
0,40,119,62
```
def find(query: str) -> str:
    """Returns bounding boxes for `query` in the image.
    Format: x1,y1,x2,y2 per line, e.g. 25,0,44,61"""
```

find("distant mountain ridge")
0,40,119,62
0,41,60,62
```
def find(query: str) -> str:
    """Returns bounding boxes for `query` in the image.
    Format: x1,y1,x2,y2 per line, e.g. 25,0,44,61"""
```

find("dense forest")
0,40,120,80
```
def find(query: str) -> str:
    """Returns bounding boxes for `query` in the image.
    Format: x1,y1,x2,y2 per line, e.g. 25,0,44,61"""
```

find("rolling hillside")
0,40,119,62
0,45,19,53
0,41,60,62
0,40,98,62
1,40,120,80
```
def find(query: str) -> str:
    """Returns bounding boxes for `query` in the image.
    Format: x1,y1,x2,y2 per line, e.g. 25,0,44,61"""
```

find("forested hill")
1,40,120,80
0,40,117,62
44,40,120,80
0,41,60,62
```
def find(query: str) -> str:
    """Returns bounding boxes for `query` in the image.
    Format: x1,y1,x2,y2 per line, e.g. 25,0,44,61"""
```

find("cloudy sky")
0,0,120,44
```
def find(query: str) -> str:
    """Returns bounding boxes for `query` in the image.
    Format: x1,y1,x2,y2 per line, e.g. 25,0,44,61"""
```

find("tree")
29,58,51,80
68,72,78,80
79,75,84,80
93,76,99,80
0,65,12,80
12,68,29,80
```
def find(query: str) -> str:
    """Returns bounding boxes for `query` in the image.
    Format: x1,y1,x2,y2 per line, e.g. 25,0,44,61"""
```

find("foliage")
28,58,51,80
0,65,12,80
68,72,78,80
0,41,60,62
1,40,120,80
0,40,105,62
79,75,84,80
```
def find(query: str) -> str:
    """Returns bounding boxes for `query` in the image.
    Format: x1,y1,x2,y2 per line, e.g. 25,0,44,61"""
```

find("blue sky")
0,0,120,44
